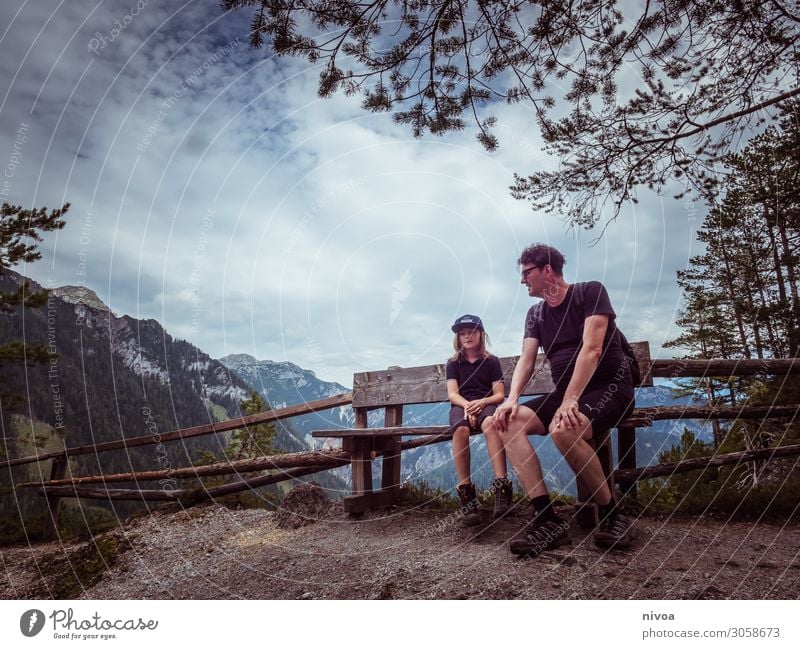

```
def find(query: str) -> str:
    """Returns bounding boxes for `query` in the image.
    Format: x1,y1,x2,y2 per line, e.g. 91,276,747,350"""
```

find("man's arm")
556,314,608,429
495,338,540,430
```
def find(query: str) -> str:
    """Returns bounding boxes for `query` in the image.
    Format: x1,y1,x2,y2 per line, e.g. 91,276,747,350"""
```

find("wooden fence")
3,357,800,539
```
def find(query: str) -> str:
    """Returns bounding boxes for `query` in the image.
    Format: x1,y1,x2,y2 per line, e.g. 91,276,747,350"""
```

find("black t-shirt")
524,281,630,392
445,355,504,401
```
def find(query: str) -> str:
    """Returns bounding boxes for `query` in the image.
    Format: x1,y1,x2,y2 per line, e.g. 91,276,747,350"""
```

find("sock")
597,501,616,521
531,494,554,519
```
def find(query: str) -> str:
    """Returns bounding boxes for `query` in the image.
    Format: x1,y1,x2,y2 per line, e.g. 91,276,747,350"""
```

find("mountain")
0,272,343,542
0,272,252,457
219,354,354,447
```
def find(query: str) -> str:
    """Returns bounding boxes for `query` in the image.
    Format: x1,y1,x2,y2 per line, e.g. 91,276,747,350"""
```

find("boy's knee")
453,426,470,441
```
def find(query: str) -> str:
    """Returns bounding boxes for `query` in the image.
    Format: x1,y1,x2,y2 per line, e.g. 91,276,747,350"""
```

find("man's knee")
499,410,542,444
482,417,499,438
550,418,593,447
549,423,572,449
498,419,525,444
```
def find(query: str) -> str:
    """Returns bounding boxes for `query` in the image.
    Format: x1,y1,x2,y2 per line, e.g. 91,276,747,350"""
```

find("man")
491,243,636,557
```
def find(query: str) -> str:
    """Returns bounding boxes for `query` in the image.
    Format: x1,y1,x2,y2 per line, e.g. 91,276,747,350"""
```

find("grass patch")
400,479,577,511
399,480,459,509
58,501,121,540
637,429,800,521
43,531,131,599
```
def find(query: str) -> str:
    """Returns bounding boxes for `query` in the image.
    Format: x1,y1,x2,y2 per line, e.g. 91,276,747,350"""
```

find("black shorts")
520,384,634,435
449,404,497,432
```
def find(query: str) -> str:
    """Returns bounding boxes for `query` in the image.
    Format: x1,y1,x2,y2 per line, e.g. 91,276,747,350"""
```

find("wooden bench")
312,343,653,520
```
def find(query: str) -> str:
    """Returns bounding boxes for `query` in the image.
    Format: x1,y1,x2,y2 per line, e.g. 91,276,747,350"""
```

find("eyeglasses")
520,266,539,280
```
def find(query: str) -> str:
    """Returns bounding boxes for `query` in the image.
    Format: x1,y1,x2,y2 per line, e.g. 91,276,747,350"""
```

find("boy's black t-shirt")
445,355,504,401
523,281,630,392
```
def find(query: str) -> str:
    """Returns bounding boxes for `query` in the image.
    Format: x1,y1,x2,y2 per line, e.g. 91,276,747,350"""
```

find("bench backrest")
352,342,652,408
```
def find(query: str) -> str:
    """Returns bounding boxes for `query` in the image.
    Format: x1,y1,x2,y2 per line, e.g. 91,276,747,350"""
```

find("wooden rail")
1,392,353,469
10,352,800,539
38,465,343,504
649,358,800,377
614,442,800,482
20,449,351,487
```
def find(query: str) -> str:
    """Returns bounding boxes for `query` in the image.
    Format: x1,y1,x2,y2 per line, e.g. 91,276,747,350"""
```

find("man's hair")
518,244,565,276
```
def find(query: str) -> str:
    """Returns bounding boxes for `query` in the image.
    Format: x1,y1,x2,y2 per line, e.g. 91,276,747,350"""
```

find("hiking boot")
593,511,638,549
509,513,571,557
456,483,482,527
491,477,513,519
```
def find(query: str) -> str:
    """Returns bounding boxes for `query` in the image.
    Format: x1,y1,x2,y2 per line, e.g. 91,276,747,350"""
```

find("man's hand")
495,399,518,432
467,413,478,429
553,397,580,431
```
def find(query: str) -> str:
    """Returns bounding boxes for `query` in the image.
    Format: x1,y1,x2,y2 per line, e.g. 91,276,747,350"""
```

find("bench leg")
343,438,373,514
575,430,613,530
380,437,402,500
617,424,637,499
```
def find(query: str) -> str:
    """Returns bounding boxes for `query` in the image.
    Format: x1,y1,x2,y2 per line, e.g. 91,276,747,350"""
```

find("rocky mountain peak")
218,353,258,366
51,285,112,313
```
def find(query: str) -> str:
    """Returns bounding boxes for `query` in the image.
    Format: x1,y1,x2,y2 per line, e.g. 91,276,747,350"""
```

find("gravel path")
2,502,799,599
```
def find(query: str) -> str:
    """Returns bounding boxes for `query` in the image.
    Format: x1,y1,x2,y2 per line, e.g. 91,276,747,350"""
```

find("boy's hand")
464,398,484,416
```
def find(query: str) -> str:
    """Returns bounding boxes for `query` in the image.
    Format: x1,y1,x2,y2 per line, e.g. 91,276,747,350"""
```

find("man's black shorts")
520,383,634,434
449,404,497,432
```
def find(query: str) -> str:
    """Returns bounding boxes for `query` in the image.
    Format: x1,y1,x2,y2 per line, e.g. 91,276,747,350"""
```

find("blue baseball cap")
451,314,484,333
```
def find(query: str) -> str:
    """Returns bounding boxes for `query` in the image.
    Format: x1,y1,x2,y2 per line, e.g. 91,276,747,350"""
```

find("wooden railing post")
42,454,67,541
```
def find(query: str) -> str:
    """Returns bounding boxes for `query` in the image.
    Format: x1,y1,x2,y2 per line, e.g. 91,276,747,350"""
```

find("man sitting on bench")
492,243,637,557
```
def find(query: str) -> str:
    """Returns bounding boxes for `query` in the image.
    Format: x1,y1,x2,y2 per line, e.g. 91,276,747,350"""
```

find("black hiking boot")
593,510,638,549
509,513,571,557
491,477,513,519
456,482,482,527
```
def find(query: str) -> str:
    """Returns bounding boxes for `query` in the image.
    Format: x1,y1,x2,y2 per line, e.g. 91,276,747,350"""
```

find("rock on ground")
1,502,799,599
274,482,330,529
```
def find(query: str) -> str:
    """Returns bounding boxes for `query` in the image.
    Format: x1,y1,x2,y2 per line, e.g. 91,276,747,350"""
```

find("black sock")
598,501,616,521
531,494,554,519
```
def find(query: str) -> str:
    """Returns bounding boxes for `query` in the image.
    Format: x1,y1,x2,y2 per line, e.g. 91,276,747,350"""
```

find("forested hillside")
647,103,800,515
0,272,343,543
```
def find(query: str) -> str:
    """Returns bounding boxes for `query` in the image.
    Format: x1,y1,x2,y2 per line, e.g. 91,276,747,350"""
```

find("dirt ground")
2,502,799,600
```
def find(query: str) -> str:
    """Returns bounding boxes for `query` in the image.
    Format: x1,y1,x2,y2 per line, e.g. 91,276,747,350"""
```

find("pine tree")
0,202,70,408
229,392,278,460
665,104,800,469
225,1,800,227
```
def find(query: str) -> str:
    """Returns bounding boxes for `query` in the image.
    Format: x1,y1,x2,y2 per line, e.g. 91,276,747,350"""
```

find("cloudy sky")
1,1,705,386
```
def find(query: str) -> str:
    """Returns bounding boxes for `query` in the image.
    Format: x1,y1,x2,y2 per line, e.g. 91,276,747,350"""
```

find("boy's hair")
449,329,492,362
518,243,565,276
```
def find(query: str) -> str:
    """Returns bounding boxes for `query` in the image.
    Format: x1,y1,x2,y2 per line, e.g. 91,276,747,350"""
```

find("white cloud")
1,0,705,386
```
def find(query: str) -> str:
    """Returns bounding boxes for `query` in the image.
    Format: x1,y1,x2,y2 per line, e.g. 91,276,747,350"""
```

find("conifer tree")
229,391,278,460
225,1,800,227
0,202,70,407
